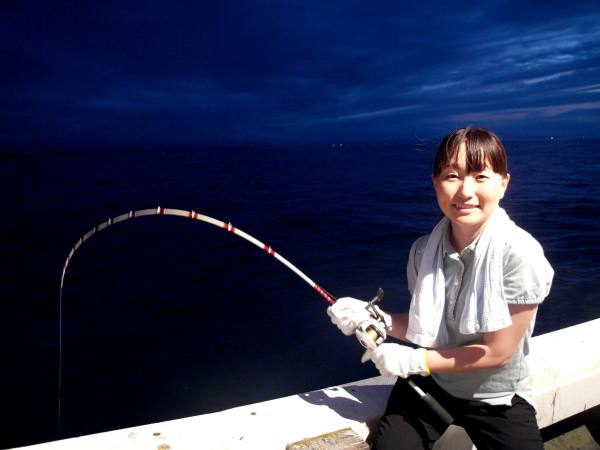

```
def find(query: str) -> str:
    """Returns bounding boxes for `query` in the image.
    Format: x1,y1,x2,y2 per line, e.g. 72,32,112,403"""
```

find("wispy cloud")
559,83,600,94
521,71,574,86
477,22,600,71
419,81,462,92
450,101,600,122
327,105,420,122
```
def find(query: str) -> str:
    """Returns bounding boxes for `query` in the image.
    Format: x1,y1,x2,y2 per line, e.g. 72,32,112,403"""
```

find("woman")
328,126,554,450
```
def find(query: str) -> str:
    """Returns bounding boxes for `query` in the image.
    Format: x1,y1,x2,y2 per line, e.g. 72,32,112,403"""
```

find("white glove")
327,297,373,336
362,343,429,378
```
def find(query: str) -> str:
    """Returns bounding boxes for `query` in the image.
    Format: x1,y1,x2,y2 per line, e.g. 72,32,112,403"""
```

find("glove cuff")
409,348,431,376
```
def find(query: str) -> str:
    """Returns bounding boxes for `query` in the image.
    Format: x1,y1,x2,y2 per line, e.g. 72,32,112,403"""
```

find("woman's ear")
500,173,510,198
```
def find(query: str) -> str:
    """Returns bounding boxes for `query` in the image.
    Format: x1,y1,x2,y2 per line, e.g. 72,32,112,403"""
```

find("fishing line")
57,206,452,437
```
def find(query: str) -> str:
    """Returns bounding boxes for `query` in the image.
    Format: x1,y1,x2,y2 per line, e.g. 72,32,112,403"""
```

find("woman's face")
432,143,509,236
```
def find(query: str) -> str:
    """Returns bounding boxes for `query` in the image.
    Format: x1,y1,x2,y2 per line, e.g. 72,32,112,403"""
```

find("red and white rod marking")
60,207,336,304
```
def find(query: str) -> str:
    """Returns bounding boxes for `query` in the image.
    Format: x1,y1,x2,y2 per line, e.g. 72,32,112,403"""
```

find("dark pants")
372,376,543,450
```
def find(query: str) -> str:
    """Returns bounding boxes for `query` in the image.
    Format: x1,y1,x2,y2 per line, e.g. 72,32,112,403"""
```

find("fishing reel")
354,288,388,350
353,288,455,426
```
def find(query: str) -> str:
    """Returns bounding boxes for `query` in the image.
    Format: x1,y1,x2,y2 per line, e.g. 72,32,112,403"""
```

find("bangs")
439,140,489,173
433,126,508,177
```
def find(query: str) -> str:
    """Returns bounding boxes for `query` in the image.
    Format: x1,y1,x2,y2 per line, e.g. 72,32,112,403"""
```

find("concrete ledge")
15,377,395,450
529,318,600,427
15,318,600,450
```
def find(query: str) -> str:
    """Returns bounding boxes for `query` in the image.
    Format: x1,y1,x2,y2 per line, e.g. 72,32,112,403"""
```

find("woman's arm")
387,312,410,341
426,304,538,373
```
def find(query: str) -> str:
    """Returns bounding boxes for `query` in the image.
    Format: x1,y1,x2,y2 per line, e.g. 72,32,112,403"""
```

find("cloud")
450,100,600,122
419,81,463,92
559,83,600,94
521,71,575,86
476,18,600,70
326,105,420,122
2,0,600,147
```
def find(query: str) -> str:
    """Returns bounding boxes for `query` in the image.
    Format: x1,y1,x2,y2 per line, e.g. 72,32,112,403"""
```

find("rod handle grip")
421,393,454,426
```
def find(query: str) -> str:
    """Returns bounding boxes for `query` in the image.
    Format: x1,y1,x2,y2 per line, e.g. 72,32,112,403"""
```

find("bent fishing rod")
59,206,453,432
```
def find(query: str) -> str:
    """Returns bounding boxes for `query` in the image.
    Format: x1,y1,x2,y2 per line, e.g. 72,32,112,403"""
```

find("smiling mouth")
453,203,479,209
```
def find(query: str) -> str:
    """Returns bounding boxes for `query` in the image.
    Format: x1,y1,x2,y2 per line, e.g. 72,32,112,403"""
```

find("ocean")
2,139,600,448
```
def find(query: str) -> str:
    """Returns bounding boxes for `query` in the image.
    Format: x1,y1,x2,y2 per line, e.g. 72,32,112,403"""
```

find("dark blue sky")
2,1,600,150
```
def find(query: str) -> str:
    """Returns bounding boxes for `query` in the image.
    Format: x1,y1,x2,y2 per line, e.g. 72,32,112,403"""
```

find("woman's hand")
362,344,429,377
327,297,373,336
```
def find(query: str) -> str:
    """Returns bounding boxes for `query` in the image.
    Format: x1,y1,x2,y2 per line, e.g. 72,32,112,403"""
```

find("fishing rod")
60,207,335,305
58,206,453,434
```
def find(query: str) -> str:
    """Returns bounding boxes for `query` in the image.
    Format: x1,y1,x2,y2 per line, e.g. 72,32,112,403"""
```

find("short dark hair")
433,126,508,177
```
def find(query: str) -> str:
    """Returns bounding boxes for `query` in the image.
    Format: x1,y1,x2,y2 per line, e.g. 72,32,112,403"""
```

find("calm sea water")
2,140,599,447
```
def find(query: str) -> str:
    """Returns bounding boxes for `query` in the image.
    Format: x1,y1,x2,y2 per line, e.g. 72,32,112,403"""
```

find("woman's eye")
476,174,489,180
445,173,459,180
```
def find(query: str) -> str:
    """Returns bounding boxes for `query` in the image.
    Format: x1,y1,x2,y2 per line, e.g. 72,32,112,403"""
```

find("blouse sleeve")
502,228,554,305
407,235,428,296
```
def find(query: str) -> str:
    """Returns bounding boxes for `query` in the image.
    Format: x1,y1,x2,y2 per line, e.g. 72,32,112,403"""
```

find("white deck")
15,318,600,450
